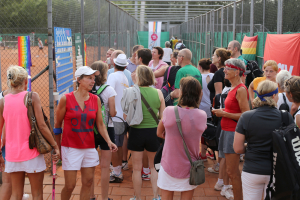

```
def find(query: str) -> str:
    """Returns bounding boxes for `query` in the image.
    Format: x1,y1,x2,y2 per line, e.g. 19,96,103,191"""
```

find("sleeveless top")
221,83,249,132
3,91,39,162
131,87,160,129
61,92,98,149
199,73,214,118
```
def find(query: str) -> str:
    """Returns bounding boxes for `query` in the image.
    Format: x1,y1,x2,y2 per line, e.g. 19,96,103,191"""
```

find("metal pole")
135,1,138,19
250,0,254,36
140,1,145,31
227,7,229,46
47,0,54,129
98,0,101,60
262,0,265,57
241,1,243,36
233,2,236,40
185,2,188,22
221,7,224,47
205,13,208,58
109,2,111,48
116,8,118,49
200,16,202,58
81,0,85,66
211,11,215,57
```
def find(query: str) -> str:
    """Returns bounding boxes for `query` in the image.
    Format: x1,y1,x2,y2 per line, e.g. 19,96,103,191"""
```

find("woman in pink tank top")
157,76,207,200
0,66,59,200
212,58,250,200
55,66,117,200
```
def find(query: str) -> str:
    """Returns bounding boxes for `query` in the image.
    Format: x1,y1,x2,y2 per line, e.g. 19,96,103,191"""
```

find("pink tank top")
3,91,39,162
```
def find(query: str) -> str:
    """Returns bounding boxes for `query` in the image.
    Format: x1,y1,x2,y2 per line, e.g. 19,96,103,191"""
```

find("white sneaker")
221,187,234,200
36,55,39,57
208,163,219,174
110,164,113,171
240,154,245,162
214,182,224,191
122,161,129,170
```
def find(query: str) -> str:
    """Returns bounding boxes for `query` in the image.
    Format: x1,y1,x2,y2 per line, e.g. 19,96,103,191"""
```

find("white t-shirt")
294,106,300,124
199,73,214,118
276,92,292,111
162,48,172,63
38,40,43,48
95,85,117,127
107,71,129,122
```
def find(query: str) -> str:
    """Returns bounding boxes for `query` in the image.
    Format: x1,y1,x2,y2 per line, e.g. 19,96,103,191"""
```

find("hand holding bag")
174,106,205,186
27,92,56,154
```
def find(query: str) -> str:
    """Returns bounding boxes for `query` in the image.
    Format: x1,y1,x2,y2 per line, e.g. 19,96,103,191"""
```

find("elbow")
234,146,245,154
110,111,117,117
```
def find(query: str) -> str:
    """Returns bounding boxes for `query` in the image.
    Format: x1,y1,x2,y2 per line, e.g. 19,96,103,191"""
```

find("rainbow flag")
241,35,258,61
18,36,32,91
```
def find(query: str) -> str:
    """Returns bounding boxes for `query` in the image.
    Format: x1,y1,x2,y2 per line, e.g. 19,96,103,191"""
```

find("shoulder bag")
174,106,205,185
27,92,56,154
161,66,174,107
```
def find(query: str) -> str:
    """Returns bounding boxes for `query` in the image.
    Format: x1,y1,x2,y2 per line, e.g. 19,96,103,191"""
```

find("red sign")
264,33,300,76
151,33,158,41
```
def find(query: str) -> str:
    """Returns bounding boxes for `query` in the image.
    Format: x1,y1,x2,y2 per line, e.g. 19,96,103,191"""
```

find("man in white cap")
107,54,129,183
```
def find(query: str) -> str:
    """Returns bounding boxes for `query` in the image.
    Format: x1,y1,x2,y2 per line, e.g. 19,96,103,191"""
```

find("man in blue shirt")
107,50,134,87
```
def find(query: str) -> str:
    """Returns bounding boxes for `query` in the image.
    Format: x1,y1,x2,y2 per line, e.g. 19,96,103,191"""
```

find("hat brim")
113,58,129,67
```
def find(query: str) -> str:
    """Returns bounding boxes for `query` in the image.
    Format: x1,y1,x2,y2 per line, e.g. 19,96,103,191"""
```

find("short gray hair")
276,70,291,91
224,58,246,77
165,41,171,48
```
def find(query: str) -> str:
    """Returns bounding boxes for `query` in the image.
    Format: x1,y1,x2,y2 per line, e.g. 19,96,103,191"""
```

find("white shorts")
61,146,99,170
157,165,197,192
5,154,46,173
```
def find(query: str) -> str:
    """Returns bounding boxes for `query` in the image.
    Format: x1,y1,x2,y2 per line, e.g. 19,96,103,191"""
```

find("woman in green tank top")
123,65,165,200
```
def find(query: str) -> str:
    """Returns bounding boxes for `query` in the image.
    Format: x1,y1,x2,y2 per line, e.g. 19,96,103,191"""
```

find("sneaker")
110,164,113,171
206,152,215,160
130,197,139,200
240,154,245,162
22,194,30,200
208,163,219,174
109,171,123,183
152,195,161,200
122,161,129,170
141,171,151,181
36,55,39,57
199,152,207,161
214,182,223,191
221,187,234,200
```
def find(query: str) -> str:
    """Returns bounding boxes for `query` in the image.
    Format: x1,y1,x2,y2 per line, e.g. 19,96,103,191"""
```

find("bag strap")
174,106,193,166
140,93,159,125
166,66,172,81
97,84,108,95
282,93,287,105
281,110,289,127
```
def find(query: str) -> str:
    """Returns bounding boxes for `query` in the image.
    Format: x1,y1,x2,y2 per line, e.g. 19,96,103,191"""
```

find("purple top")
161,106,207,179
126,59,137,73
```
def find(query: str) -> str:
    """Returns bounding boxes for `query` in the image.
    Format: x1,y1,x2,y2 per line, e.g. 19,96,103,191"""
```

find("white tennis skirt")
5,154,46,173
157,165,197,192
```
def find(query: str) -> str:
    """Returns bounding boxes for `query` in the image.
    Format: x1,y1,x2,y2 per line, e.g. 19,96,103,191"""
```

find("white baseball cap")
113,54,129,67
74,66,98,82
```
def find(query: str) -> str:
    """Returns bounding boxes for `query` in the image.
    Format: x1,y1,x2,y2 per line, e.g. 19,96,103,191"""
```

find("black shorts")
128,127,160,152
39,47,43,50
95,127,115,150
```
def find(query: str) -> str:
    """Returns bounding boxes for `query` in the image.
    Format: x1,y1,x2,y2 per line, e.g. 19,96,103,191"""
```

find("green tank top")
132,87,160,129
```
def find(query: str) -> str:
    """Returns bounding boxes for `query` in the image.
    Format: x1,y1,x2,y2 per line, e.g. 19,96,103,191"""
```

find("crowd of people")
0,36,299,200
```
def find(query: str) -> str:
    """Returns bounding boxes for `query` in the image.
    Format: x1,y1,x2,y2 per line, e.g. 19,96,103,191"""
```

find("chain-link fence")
0,0,140,172
170,0,300,67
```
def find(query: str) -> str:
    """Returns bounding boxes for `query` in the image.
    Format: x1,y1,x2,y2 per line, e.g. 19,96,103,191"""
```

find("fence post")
277,0,283,34
97,0,101,60
241,0,244,36
200,16,202,58
109,2,111,48
227,7,229,45
262,0,266,56
126,30,130,58
81,0,85,66
116,7,118,49
205,13,208,58
250,0,254,36
233,2,236,40
211,11,215,58
221,7,224,47
47,0,54,129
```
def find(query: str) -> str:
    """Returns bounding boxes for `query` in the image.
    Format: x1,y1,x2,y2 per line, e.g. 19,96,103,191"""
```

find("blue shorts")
2,146,5,163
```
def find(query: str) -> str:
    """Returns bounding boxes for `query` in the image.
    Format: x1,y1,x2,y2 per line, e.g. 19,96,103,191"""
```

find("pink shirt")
3,91,39,162
148,60,168,89
161,106,207,179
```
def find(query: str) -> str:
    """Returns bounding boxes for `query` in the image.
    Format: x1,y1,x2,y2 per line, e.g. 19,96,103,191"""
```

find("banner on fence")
54,27,74,97
18,36,32,91
241,35,258,61
264,33,300,76
148,21,162,50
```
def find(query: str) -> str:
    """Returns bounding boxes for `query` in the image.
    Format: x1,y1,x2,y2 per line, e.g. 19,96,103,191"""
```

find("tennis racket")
111,116,128,136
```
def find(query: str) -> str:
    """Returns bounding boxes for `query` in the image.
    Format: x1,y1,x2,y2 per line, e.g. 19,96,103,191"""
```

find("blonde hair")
136,65,155,86
7,65,28,89
263,60,278,72
253,80,278,107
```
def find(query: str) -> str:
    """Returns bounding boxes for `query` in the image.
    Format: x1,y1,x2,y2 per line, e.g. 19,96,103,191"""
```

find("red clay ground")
11,155,245,200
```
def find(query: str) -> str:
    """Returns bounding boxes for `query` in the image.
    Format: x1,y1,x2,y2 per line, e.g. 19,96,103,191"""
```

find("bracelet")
53,128,62,135
51,142,57,148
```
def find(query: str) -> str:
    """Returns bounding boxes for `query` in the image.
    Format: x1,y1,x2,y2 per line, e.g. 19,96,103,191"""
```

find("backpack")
279,93,290,112
161,66,174,107
179,43,186,50
265,111,300,200
245,60,264,86
91,84,109,137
